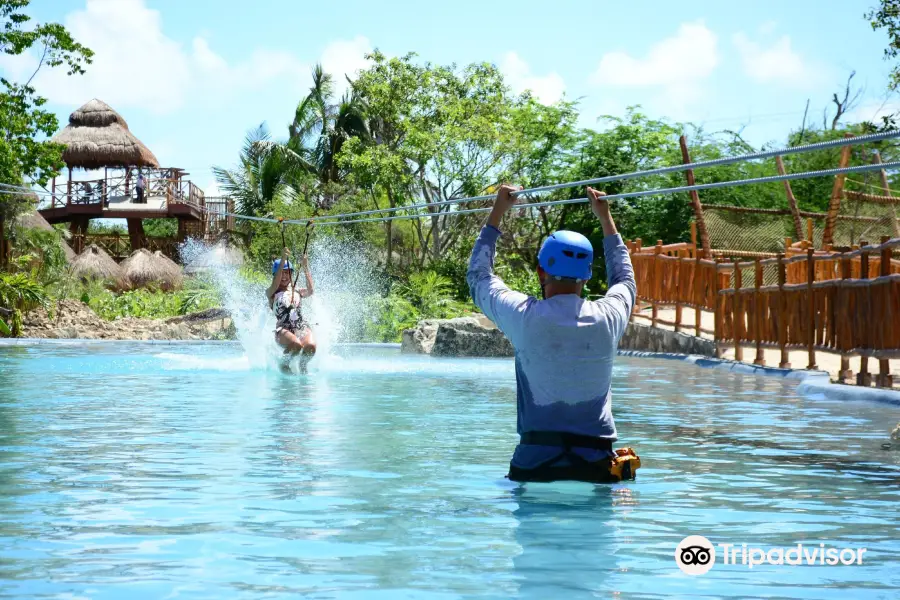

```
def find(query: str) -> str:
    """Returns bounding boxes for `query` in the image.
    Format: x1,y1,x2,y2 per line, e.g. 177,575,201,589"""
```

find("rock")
618,322,716,357
401,319,445,354
165,308,230,325
892,424,900,441
19,299,233,342
432,322,515,357
402,316,514,358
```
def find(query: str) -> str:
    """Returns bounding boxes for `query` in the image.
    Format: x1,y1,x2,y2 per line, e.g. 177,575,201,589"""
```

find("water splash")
178,235,384,373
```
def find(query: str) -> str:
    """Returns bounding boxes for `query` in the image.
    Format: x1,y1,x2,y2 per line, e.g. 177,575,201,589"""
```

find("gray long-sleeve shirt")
466,225,636,469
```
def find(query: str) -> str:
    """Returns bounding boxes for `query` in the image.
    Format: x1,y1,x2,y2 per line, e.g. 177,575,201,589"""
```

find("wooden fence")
628,233,900,388
73,234,181,261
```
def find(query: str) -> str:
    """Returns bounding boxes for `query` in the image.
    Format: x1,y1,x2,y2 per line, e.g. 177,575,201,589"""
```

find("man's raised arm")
466,185,531,342
588,187,636,341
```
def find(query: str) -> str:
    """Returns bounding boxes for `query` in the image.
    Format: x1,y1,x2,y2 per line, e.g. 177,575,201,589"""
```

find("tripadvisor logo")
675,536,867,574
675,536,715,575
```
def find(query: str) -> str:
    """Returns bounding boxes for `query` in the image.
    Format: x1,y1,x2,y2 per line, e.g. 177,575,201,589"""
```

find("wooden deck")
39,200,203,223
39,197,203,223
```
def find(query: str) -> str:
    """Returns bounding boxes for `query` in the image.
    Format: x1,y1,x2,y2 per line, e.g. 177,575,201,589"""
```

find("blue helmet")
538,230,593,281
272,259,293,275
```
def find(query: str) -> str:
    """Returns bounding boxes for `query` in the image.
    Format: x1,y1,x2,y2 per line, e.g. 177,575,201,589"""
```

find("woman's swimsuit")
273,288,308,337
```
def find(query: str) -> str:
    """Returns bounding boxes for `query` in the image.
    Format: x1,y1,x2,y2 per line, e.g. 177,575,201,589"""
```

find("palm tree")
268,65,370,186
214,66,370,218
212,124,302,217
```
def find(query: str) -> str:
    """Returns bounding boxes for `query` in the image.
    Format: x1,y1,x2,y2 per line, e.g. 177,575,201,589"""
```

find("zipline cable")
273,129,900,224
198,159,900,227
281,159,900,227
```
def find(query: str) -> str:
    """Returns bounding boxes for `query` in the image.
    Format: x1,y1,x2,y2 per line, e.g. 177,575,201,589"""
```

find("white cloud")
732,32,822,87
500,52,565,105
0,0,371,114
588,21,718,119
590,21,718,88
321,36,373,97
847,97,900,124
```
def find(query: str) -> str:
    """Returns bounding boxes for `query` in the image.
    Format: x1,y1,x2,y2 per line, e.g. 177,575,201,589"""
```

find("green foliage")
8,223,66,279
87,221,126,234
77,281,220,321
362,293,420,343
143,219,177,238
398,270,470,318
869,0,900,91
0,270,47,336
0,0,92,189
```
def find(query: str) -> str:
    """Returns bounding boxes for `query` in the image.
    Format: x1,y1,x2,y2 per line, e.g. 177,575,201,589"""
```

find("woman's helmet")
537,231,593,282
272,259,293,275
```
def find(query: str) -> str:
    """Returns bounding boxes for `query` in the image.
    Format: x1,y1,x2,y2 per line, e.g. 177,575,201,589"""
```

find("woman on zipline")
267,247,316,373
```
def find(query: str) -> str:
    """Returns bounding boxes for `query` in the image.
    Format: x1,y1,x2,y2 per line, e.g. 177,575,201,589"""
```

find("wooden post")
806,218,814,246
51,177,56,209
652,241,662,327
822,134,853,247
673,247,683,333
857,241,872,386
838,255,853,383
67,166,72,205
754,259,765,365
777,254,790,368
874,151,900,239
127,219,146,252
734,259,743,362
877,236,893,388
695,244,702,337
679,135,711,258
714,259,724,358
776,155,804,240
806,248,817,370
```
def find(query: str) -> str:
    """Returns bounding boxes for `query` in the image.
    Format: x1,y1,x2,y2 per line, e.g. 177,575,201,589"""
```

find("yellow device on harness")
608,447,641,481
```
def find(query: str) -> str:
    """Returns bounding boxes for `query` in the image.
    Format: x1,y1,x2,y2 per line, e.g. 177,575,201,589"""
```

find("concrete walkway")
635,306,899,388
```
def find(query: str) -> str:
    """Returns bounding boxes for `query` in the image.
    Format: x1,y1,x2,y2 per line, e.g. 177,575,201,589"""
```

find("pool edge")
0,339,402,349
617,349,900,407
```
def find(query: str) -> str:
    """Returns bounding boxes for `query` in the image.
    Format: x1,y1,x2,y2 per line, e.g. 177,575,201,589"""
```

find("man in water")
467,185,636,483
267,248,317,373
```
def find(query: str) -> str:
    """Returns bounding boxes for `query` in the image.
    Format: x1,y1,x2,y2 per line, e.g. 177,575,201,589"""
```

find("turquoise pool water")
1,342,899,599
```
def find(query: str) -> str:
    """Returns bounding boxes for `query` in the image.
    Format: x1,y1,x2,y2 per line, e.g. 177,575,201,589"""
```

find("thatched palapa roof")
71,244,125,289
14,209,77,262
122,248,183,291
51,99,160,170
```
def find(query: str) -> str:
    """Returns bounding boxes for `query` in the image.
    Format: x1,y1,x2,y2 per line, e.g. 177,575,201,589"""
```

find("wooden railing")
629,235,900,388
42,167,206,211
73,234,180,261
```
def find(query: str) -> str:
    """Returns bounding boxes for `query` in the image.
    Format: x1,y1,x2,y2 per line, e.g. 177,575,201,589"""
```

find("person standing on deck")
136,171,145,204
467,185,638,483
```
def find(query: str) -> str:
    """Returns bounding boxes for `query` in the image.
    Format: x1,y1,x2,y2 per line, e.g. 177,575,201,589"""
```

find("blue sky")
2,0,896,194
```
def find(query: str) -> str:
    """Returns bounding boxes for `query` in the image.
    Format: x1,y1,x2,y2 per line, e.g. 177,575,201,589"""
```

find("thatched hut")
14,209,77,262
71,244,125,289
51,99,159,169
122,248,183,291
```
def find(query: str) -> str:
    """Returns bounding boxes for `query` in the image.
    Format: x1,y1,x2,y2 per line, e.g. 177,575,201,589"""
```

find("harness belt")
510,431,641,484
520,431,613,451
